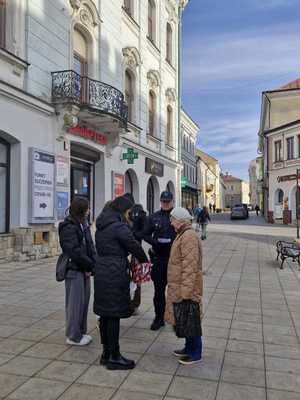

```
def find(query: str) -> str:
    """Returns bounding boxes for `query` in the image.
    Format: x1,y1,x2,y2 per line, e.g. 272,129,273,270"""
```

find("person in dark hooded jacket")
58,196,96,346
94,195,148,370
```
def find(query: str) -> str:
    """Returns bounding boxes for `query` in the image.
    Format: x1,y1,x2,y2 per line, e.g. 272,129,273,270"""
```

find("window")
73,28,88,76
166,23,173,64
166,106,173,145
148,90,156,136
287,137,294,160
123,0,132,16
298,135,300,158
274,140,282,162
125,70,134,123
0,0,5,48
148,0,156,43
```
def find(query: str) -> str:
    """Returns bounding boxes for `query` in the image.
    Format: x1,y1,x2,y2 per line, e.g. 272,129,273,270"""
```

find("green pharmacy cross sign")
122,148,138,164
181,176,188,188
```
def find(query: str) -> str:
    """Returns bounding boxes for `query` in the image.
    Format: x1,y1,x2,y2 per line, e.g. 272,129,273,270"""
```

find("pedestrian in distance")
143,191,176,331
165,207,203,365
213,203,216,213
129,203,148,315
255,204,260,216
209,202,212,212
94,195,148,370
197,205,211,240
58,196,96,346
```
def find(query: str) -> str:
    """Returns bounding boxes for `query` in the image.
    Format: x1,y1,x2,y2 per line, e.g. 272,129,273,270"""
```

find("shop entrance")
146,175,160,215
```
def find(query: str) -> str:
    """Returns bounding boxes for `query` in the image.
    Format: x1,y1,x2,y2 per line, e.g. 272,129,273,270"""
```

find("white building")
0,0,188,261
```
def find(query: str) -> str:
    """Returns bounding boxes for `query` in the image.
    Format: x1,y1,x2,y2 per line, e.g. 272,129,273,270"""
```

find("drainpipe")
177,4,183,204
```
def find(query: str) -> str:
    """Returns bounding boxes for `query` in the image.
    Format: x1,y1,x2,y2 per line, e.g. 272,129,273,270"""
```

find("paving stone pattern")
0,219,300,399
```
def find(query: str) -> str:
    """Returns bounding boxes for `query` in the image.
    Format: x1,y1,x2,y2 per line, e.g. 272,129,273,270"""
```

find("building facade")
196,150,222,209
258,79,300,222
223,174,250,208
180,110,198,210
0,0,188,261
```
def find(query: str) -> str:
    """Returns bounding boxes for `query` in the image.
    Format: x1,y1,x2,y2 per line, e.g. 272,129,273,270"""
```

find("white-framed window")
148,0,156,43
148,90,156,136
274,140,282,162
166,23,173,64
166,105,173,146
0,0,6,48
287,137,294,160
125,69,135,123
123,0,133,17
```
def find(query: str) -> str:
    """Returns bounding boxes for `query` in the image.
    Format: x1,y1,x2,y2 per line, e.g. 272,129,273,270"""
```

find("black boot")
99,346,110,365
150,317,165,331
106,347,135,370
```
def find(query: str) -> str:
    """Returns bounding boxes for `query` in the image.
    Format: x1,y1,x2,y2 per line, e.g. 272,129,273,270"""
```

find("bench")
276,240,300,270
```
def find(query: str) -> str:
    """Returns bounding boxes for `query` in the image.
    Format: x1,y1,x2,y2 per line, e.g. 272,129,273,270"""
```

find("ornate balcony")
51,70,128,130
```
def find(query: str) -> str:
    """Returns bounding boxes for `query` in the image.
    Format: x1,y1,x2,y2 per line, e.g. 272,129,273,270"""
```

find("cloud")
182,22,300,92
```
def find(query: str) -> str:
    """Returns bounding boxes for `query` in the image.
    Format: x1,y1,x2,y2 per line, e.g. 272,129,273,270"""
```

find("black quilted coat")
93,207,148,318
58,215,96,273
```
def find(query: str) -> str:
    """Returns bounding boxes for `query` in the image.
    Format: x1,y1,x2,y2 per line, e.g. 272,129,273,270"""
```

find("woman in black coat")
58,197,96,346
94,195,148,370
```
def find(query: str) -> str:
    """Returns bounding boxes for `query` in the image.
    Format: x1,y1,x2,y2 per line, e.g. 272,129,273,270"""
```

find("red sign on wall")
69,126,108,145
112,172,125,199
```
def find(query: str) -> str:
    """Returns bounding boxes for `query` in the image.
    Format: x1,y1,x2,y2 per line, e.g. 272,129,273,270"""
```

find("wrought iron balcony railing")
51,70,128,127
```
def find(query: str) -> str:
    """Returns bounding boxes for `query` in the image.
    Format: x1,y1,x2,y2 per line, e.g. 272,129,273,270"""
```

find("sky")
181,0,300,181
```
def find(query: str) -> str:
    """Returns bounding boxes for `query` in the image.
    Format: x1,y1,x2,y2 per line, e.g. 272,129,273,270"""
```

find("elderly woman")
165,207,203,365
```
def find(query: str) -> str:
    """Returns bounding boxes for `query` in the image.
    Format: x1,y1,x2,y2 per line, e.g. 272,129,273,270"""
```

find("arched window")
148,0,156,43
125,70,134,123
123,0,132,17
166,106,173,146
166,23,173,64
73,28,88,76
149,90,156,136
277,189,284,204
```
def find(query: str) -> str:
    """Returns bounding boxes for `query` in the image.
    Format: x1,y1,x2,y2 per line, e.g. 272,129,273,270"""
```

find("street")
0,214,300,400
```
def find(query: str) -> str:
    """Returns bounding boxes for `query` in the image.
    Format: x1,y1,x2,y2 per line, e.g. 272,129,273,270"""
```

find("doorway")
71,158,93,219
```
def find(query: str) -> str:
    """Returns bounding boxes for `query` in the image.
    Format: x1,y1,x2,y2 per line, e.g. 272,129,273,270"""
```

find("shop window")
148,90,156,136
0,0,5,48
0,138,10,234
148,0,156,43
147,178,154,214
125,69,135,123
166,105,173,145
166,23,173,64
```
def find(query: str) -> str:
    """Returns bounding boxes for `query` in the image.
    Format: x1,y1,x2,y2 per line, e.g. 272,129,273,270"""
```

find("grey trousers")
65,270,91,342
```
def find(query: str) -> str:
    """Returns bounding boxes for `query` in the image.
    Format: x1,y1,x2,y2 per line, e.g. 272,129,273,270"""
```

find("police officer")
143,191,176,330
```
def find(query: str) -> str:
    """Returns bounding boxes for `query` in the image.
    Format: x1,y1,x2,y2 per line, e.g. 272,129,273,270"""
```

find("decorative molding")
122,47,142,69
69,0,101,27
147,70,160,89
165,88,177,103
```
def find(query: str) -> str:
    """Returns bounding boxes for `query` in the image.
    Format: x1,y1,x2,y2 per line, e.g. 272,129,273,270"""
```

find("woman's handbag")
56,254,69,282
173,300,202,338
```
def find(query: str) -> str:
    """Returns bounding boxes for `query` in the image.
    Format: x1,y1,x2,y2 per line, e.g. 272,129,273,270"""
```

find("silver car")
231,205,247,220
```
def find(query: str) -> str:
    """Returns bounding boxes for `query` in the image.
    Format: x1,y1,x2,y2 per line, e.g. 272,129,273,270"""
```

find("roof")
280,78,300,90
222,174,242,182
196,149,218,164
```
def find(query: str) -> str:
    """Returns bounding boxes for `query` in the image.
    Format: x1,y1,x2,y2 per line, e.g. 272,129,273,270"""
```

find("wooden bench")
276,240,300,270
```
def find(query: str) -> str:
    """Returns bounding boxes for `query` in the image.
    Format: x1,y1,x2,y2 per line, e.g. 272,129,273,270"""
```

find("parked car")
231,205,248,220
242,203,249,218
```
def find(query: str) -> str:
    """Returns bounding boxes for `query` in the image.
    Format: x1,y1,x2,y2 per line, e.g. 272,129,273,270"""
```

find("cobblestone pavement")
0,215,300,399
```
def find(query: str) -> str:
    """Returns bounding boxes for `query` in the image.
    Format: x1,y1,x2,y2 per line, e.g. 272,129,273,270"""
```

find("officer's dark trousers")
151,259,168,321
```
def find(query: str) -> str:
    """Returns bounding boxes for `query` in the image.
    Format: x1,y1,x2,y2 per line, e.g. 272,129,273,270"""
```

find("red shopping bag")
132,260,152,284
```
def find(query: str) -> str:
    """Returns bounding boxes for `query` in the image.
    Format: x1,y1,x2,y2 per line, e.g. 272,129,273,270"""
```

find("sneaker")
173,348,187,357
66,336,91,346
83,334,92,344
150,318,165,331
178,355,202,365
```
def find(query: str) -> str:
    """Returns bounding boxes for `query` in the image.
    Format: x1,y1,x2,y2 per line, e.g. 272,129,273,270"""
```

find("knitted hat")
170,207,193,221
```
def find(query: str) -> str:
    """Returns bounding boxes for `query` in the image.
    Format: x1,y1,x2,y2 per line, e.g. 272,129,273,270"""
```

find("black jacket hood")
96,208,123,231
